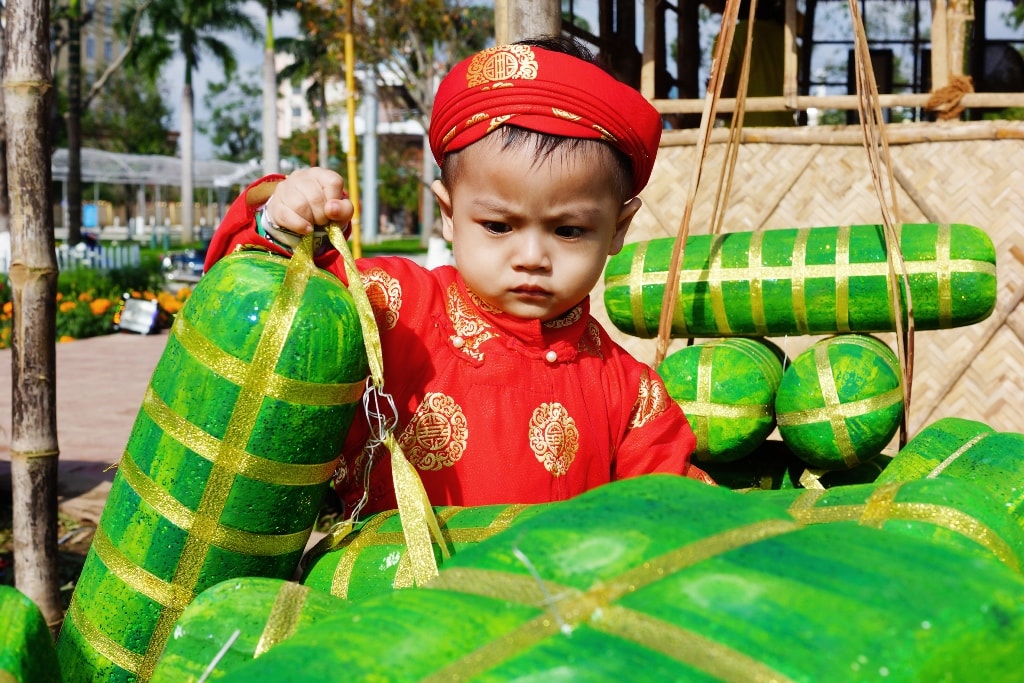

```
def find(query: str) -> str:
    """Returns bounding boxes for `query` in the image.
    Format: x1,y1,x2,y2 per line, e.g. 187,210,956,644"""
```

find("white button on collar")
545,350,558,363
451,336,465,349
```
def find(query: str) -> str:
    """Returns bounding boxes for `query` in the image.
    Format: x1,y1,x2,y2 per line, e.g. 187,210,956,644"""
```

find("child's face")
434,135,641,322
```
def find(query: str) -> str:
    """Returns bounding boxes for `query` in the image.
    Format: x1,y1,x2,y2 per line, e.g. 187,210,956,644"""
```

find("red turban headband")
429,44,663,198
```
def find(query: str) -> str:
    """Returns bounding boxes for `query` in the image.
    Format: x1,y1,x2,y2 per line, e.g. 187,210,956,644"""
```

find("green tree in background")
199,69,263,162
123,0,259,239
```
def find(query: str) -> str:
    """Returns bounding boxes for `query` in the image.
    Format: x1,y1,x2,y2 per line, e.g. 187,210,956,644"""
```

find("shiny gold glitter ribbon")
926,431,992,478
117,447,311,557
326,505,528,596
171,311,365,407
254,582,311,657
787,483,1020,572
328,223,450,586
65,598,144,675
421,518,801,682
936,223,953,328
141,386,339,487
611,227,995,336
627,241,651,337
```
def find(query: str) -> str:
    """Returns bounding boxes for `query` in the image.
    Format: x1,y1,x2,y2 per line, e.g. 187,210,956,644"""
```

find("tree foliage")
199,69,263,162
49,65,176,156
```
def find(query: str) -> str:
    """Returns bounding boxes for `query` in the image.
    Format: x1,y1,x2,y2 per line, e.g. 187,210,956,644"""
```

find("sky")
161,1,299,160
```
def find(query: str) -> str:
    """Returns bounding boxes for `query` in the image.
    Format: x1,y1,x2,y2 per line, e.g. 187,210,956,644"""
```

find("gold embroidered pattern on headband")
592,123,618,142
487,114,514,134
552,107,582,122
466,44,539,88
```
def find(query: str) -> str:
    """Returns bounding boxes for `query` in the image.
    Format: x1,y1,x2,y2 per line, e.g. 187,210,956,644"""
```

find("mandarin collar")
452,273,590,353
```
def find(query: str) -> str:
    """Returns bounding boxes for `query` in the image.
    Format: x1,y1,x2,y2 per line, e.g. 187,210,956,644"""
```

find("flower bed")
0,266,190,350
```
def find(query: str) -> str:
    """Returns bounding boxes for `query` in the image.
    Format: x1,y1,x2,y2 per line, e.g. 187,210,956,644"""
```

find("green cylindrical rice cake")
776,334,903,469
150,578,344,682
217,476,1024,682
301,503,547,601
0,585,62,683
603,223,997,338
875,417,996,484
747,478,1024,573
657,338,783,462
56,248,369,683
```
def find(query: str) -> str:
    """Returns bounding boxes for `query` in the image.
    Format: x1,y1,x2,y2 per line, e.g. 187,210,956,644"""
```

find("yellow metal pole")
345,1,362,258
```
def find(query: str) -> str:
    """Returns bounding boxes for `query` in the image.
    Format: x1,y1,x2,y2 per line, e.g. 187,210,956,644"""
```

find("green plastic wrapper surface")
748,477,1024,573
0,585,62,683
150,578,344,682
301,503,547,601
57,250,369,682
877,418,1024,528
604,223,996,338
657,338,783,463
219,476,1024,682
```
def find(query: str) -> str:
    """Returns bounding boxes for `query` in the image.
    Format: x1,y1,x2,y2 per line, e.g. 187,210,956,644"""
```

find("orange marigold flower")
59,301,77,313
143,291,156,301
56,292,64,302
90,299,112,316
59,335,76,343
176,287,192,301
78,292,93,302
2,302,11,316
162,299,182,315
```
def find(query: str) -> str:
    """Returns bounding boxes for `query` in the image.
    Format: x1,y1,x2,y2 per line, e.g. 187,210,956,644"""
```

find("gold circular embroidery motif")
529,403,579,477
361,268,401,331
465,45,539,88
399,392,468,471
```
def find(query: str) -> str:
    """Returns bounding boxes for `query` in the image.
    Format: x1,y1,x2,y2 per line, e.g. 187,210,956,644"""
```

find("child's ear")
609,197,643,255
432,180,455,242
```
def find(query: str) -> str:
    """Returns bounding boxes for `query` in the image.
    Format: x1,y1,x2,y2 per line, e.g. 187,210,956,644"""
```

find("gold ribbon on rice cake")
423,518,803,683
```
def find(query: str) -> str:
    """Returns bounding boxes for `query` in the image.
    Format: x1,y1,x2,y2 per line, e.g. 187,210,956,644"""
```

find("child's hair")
439,35,635,203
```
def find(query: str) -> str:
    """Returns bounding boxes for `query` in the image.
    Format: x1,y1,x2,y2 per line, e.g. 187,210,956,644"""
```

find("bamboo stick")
660,119,1024,146
654,91,1024,114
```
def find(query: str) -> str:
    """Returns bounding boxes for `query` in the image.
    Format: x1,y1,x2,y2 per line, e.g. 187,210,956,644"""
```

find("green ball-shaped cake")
775,334,903,469
657,337,783,462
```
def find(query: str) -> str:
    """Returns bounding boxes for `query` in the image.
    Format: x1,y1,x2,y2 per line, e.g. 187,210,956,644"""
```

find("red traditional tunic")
207,178,701,516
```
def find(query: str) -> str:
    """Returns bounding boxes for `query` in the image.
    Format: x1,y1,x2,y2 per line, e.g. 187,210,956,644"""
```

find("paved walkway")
0,332,168,524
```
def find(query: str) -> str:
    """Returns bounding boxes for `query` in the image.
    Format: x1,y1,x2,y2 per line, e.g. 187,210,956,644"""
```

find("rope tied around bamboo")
926,75,975,121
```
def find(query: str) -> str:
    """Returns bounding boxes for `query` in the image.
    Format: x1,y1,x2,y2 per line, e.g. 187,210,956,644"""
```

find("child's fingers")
269,168,348,232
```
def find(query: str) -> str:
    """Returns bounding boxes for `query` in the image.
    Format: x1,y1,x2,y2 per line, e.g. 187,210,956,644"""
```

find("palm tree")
256,0,287,175
126,0,259,240
276,6,343,168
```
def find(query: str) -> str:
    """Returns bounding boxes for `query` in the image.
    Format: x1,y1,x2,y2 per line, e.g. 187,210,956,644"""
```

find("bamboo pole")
932,0,950,89
655,91,1024,114
660,118,1024,146
344,1,361,258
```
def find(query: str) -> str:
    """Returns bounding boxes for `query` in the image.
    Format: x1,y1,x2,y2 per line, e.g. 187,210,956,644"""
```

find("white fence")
0,241,141,274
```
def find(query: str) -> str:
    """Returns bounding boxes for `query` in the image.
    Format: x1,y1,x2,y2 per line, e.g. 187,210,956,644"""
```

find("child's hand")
263,167,354,245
